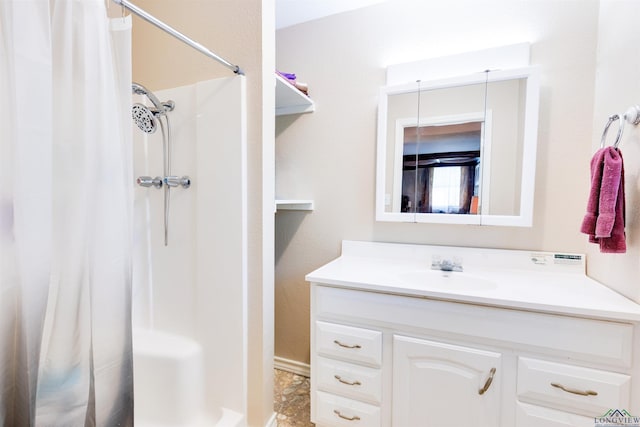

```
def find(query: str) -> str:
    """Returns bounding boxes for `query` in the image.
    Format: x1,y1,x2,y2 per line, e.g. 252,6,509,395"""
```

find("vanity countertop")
306,240,640,322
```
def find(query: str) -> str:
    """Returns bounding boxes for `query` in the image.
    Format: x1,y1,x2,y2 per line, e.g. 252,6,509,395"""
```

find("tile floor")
274,369,314,427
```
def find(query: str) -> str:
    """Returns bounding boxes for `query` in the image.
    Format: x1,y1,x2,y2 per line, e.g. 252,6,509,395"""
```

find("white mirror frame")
375,66,540,226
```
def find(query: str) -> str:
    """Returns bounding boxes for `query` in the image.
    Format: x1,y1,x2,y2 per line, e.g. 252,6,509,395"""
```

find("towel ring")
600,114,625,149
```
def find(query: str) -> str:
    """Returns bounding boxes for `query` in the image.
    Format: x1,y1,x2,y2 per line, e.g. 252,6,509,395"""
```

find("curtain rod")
112,0,244,75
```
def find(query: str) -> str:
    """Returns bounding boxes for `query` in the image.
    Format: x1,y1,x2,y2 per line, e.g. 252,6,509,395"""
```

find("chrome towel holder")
600,105,640,149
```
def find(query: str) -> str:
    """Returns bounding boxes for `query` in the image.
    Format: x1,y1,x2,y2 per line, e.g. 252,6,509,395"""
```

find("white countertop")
306,241,640,322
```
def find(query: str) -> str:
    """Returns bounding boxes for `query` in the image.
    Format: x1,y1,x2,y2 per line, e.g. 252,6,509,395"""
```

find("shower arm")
112,0,244,75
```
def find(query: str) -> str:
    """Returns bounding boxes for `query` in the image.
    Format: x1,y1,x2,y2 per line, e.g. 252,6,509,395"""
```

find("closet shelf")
275,74,315,116
276,199,314,211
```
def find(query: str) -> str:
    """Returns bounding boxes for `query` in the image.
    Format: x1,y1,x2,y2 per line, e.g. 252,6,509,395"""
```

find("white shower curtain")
0,1,134,425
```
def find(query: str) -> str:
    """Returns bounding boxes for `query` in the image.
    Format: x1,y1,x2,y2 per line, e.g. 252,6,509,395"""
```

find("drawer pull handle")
333,409,361,421
334,339,361,349
478,367,496,395
334,375,362,386
551,382,598,397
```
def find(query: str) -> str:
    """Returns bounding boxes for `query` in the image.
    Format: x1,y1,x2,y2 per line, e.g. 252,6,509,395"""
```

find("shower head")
132,103,158,134
131,82,175,134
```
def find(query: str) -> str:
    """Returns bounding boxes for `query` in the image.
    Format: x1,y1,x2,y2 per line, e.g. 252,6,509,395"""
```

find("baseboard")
274,356,311,377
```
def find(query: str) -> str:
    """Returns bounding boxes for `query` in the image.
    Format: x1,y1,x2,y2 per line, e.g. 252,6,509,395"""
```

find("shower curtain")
0,1,134,426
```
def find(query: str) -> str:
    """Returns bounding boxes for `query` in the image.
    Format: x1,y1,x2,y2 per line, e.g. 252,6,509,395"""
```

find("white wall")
586,1,640,303
275,0,600,365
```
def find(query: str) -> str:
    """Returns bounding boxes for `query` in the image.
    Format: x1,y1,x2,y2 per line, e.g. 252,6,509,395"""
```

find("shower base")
133,329,244,427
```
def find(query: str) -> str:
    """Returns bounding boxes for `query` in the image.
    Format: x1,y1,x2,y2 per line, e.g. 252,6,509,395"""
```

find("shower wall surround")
132,76,247,426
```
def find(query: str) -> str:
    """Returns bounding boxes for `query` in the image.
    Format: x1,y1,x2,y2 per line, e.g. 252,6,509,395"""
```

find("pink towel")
580,147,626,253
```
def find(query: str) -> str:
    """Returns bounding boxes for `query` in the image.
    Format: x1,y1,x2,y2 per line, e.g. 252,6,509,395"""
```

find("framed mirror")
376,67,540,226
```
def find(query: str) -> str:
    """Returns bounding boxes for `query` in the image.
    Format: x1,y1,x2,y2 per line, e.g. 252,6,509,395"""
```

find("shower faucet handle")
137,176,163,189
164,175,191,189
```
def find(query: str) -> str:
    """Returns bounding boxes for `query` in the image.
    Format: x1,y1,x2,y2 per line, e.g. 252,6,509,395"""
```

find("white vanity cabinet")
309,283,637,427
306,241,640,427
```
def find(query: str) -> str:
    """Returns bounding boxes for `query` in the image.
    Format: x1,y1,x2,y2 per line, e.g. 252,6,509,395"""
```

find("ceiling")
275,0,387,29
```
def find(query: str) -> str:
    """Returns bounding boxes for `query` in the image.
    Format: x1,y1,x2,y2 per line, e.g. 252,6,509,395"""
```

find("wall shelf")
275,74,315,116
276,199,314,211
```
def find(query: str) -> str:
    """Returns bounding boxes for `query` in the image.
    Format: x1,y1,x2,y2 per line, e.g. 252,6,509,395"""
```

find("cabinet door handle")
333,409,361,421
551,382,598,396
334,375,362,386
478,367,496,395
333,339,361,349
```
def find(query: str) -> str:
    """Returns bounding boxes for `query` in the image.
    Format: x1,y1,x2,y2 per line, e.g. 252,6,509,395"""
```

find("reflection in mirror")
384,87,420,216
376,67,539,226
483,77,526,216
404,117,483,214
384,81,489,218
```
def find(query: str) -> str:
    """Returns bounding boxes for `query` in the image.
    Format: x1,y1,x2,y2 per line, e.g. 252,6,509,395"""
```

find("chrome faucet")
431,255,463,272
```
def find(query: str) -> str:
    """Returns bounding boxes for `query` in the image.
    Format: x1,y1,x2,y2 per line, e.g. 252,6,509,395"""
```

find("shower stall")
120,2,249,425
131,77,248,427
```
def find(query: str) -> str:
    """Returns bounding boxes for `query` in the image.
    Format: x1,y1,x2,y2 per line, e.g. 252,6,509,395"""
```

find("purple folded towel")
580,147,626,253
277,71,296,81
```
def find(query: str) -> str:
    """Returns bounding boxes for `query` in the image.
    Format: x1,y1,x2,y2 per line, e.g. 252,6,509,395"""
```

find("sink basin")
397,269,497,291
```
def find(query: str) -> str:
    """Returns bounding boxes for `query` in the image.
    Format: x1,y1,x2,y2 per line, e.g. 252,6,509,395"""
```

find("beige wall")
275,0,600,365
131,1,275,425
587,1,640,303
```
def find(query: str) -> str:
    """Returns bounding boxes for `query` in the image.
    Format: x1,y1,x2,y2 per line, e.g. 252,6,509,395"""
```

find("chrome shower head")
131,82,175,134
132,103,158,134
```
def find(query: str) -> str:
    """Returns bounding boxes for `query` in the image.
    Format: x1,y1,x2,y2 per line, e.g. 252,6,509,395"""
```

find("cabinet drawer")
516,402,595,427
316,356,382,404
315,390,381,427
517,357,630,417
316,321,382,367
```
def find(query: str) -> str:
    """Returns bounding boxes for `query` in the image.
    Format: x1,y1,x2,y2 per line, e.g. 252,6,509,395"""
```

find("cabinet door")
393,335,502,427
